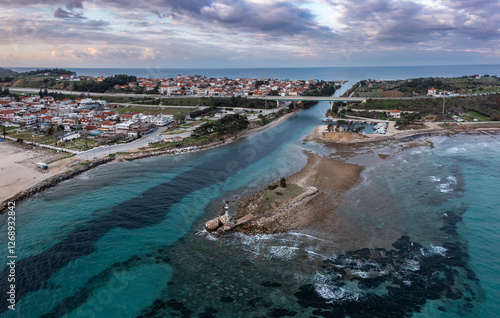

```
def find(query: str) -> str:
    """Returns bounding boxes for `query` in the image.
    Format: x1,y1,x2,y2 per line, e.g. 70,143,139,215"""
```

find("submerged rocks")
297,232,479,317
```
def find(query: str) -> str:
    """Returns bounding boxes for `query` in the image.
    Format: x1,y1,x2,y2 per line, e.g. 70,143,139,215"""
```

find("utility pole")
442,96,445,115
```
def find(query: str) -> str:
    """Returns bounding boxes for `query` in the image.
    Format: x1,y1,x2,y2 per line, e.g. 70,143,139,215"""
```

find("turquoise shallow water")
1,65,500,317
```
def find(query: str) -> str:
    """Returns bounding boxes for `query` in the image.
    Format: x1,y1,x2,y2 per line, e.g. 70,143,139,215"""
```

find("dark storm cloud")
96,0,332,36
330,0,500,45
54,7,86,19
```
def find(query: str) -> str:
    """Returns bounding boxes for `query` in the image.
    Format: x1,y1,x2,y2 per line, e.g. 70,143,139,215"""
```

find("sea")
1,65,500,318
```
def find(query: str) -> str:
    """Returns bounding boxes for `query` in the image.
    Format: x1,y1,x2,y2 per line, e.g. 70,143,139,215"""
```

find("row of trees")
0,87,13,97
303,81,338,96
192,114,249,137
24,68,76,77
358,94,500,118
327,120,365,133
38,89,65,99
71,74,137,93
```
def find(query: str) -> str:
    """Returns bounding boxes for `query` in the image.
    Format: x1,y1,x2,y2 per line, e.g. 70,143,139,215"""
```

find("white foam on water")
350,270,370,278
446,146,467,154
267,245,299,260
402,280,412,286
287,231,329,242
446,176,457,184
313,273,361,303
438,183,453,193
430,245,447,257
403,259,421,271
411,150,422,155
430,176,441,182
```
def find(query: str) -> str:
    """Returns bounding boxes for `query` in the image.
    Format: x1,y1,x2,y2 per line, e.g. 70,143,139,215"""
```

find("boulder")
205,218,221,231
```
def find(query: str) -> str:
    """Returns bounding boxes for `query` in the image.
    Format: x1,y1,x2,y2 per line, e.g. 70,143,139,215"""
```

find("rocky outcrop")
120,141,226,162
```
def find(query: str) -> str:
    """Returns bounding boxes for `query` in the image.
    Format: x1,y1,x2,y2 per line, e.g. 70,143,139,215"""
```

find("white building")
152,115,174,127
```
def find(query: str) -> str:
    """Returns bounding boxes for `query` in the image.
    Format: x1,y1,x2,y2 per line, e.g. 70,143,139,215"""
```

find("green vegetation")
0,87,15,97
71,74,137,93
352,75,500,97
161,96,272,109
466,111,489,122
254,184,305,215
192,114,249,137
113,106,189,116
352,94,500,119
303,81,338,96
24,68,76,77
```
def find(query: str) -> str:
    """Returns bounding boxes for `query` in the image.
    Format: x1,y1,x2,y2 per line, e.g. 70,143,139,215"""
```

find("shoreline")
0,110,298,213
309,122,500,145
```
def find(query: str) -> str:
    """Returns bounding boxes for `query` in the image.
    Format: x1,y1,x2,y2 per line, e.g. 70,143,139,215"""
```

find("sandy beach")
0,141,78,204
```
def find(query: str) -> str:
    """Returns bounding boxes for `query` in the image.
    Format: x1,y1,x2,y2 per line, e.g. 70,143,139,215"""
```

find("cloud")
54,7,86,19
0,0,499,67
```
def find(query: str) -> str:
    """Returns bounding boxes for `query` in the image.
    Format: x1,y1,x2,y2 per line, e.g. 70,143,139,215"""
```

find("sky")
0,0,499,68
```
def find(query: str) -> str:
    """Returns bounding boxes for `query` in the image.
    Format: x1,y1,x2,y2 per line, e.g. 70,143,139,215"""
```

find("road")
75,126,172,160
8,87,200,99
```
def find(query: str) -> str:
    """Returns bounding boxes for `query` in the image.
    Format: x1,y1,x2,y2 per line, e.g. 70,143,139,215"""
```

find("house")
0,109,17,121
59,75,72,80
22,114,38,125
427,88,437,96
387,110,401,119
115,121,133,132
119,112,140,122
100,121,117,131
39,115,54,123
152,115,174,127
51,117,62,125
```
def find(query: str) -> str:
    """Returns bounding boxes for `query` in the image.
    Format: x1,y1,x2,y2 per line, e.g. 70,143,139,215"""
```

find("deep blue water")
1,65,500,317
9,64,500,82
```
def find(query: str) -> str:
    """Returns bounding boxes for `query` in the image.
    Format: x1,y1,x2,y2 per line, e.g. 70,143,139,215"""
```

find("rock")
217,227,225,234
223,225,232,231
205,218,221,231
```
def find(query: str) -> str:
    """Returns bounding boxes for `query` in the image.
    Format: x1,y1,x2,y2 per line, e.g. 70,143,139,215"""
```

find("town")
0,73,340,154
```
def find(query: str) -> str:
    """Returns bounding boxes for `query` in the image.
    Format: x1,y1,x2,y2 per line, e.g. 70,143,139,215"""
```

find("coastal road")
75,126,170,160
74,122,205,160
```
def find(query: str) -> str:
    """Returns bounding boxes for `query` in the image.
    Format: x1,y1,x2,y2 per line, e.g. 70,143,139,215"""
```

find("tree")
174,112,186,124
280,177,287,188
1,125,6,138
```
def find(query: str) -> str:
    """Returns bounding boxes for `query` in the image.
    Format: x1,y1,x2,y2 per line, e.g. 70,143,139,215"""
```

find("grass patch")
253,184,305,215
162,129,189,135
466,111,489,122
